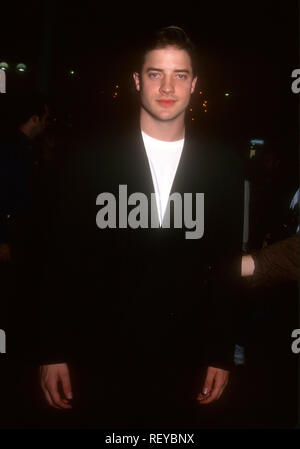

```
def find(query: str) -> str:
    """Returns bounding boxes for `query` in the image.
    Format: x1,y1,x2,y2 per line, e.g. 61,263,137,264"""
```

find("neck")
140,108,185,142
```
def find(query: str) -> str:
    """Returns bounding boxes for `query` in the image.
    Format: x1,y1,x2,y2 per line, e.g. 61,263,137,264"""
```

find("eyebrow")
146,67,190,74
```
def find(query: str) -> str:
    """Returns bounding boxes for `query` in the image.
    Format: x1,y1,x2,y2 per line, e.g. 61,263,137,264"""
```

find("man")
0,95,50,348
39,26,244,428
0,95,49,426
0,95,49,264
239,190,299,427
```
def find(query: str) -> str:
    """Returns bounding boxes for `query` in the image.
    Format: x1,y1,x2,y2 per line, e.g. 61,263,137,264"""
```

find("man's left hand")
197,366,229,404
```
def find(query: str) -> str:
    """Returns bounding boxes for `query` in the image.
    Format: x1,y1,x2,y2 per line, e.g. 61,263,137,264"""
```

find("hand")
241,254,255,277
197,366,229,404
40,363,73,409
0,243,12,262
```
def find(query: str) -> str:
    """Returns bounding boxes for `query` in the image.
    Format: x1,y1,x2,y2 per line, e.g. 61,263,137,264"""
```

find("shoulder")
188,127,246,178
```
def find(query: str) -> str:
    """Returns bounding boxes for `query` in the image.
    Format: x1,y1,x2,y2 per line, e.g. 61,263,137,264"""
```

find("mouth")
156,99,176,107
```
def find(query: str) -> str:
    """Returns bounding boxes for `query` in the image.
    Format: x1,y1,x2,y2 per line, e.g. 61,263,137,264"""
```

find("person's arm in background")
241,234,300,287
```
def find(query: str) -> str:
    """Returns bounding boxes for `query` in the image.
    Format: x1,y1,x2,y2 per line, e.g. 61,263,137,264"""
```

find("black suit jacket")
38,119,244,371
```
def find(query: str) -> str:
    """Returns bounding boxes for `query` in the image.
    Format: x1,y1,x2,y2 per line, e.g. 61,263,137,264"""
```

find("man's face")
31,104,49,138
133,45,197,122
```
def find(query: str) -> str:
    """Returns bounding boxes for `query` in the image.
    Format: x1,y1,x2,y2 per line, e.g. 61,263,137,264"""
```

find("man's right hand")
39,363,73,409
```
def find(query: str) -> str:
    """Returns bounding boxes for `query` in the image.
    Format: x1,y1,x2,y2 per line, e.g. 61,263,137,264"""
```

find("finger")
216,385,226,401
197,389,218,404
42,385,61,409
216,378,229,400
198,377,225,404
201,367,215,396
41,381,60,409
46,382,72,409
61,371,73,401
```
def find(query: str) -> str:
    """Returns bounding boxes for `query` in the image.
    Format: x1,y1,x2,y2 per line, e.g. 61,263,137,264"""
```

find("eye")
149,73,160,79
176,74,187,80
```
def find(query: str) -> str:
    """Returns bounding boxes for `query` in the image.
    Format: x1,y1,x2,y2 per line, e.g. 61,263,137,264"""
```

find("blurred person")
38,26,244,428
242,187,299,286
237,186,299,428
0,94,50,425
0,94,50,264
39,122,70,203
247,143,289,251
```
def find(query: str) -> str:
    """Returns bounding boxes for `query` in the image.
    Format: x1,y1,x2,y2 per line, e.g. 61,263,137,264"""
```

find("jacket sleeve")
200,142,245,371
250,234,300,287
200,256,244,371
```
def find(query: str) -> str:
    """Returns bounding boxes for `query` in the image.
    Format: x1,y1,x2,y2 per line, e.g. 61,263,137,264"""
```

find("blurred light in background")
0,62,9,71
249,138,264,159
16,63,27,72
250,139,264,146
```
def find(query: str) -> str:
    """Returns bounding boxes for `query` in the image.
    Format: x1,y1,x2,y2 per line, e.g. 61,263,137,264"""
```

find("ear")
133,72,140,92
30,114,40,125
191,76,198,94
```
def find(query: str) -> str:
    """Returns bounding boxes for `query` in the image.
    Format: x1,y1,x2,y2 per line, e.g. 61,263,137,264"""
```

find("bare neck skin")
140,107,185,142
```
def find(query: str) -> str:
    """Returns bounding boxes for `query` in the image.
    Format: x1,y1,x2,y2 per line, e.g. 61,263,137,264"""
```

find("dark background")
0,0,299,429
1,1,299,146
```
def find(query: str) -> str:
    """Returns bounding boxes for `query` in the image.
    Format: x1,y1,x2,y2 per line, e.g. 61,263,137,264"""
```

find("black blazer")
38,118,244,371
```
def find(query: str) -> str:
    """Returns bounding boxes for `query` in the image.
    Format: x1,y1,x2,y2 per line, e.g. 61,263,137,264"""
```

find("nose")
159,76,175,95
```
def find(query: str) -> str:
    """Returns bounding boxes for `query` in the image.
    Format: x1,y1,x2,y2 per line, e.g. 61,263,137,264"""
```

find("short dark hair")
0,93,49,136
16,94,48,126
135,25,198,77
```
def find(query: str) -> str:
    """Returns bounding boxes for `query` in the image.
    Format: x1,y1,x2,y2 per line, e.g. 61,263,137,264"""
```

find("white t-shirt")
141,130,184,226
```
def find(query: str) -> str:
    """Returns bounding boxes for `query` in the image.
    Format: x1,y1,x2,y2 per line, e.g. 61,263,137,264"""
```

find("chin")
143,103,183,122
159,115,178,122
157,110,183,122
152,108,177,120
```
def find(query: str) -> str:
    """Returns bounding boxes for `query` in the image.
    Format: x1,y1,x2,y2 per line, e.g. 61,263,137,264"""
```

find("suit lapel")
124,126,155,196
122,121,210,233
